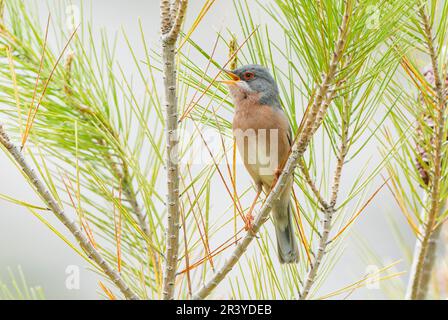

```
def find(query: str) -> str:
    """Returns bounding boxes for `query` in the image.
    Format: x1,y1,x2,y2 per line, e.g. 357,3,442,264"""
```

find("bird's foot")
244,213,255,232
273,168,282,186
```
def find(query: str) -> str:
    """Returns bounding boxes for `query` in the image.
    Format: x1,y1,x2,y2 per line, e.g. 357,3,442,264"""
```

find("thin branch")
165,0,188,43
22,14,50,149
330,97,350,207
63,53,151,252
160,0,173,35
299,89,351,300
298,5,353,299
160,0,188,300
107,149,150,239
296,70,349,212
406,6,447,300
296,3,351,155
22,23,79,149
0,124,139,300
298,157,329,210
406,197,445,299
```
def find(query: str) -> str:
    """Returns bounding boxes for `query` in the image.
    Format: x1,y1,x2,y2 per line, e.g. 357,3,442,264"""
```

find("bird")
220,64,299,264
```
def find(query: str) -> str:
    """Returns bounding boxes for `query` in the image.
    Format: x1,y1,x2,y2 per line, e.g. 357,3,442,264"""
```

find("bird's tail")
273,202,299,264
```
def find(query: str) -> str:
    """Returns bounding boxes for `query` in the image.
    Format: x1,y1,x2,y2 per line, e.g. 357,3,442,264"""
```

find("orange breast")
232,100,291,186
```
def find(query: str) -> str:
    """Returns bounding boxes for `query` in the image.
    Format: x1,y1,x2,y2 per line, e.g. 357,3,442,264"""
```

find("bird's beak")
218,69,240,85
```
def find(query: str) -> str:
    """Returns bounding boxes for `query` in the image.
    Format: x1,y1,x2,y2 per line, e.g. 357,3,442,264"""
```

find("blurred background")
0,0,415,299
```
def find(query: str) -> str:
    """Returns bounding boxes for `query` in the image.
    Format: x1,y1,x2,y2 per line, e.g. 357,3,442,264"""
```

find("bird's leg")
245,185,262,231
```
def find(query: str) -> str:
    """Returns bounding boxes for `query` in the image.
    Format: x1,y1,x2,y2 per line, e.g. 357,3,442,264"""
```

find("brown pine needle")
399,55,437,111
99,281,117,300
401,55,436,97
178,228,245,275
22,14,50,149
296,87,317,139
332,178,390,242
178,0,217,51
112,187,123,273
190,117,245,220
180,203,192,297
383,170,421,236
292,188,312,265
179,26,259,122
80,218,97,249
60,173,97,248
208,100,245,222
22,24,80,149
185,166,215,270
6,46,23,137
181,32,220,117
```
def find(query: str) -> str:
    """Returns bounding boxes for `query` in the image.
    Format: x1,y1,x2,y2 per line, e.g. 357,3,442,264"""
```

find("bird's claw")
244,213,254,232
273,168,282,185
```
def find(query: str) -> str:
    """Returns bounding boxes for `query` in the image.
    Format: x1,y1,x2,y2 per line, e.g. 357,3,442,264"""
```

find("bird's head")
220,64,280,106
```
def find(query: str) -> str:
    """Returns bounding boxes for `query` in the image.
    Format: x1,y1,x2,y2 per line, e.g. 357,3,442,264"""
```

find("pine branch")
298,157,329,210
298,3,352,300
300,78,351,300
296,2,351,156
406,197,445,299
63,53,150,242
160,0,188,300
406,5,447,300
0,124,139,300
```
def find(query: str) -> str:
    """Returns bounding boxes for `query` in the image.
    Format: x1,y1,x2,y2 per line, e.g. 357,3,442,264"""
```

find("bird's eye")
243,72,255,80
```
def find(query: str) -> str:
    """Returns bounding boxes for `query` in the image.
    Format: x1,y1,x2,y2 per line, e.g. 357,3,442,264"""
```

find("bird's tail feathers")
274,203,299,264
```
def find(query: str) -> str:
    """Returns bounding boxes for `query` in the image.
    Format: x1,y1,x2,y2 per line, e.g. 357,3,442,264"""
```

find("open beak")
218,69,240,85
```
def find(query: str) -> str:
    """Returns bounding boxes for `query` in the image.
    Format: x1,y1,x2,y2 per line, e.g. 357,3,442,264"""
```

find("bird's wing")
283,113,294,179
278,104,293,147
287,125,293,147
278,108,294,170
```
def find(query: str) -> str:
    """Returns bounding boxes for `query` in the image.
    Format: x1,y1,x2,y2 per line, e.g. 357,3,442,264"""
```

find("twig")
63,53,151,248
160,0,188,300
298,158,329,210
299,83,351,300
108,151,150,238
406,6,447,300
296,3,351,155
406,197,445,299
330,97,350,207
298,4,352,300
0,124,139,300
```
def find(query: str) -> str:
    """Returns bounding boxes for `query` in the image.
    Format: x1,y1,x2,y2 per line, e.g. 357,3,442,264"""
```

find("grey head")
227,64,280,107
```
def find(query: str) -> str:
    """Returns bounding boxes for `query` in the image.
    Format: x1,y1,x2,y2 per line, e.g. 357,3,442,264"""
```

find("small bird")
220,64,299,264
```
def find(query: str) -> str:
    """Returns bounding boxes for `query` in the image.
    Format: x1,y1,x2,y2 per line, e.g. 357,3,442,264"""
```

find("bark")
160,0,188,300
